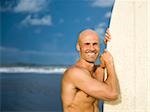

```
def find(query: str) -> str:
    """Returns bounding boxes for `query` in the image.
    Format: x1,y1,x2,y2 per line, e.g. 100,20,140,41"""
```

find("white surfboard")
104,0,150,111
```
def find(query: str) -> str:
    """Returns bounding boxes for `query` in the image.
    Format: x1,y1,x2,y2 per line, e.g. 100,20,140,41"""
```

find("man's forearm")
105,62,119,97
94,100,99,112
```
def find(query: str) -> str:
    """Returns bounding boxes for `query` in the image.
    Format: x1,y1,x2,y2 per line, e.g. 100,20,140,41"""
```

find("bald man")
61,29,119,112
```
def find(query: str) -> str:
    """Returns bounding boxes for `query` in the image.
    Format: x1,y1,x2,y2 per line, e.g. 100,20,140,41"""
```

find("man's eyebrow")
84,42,90,44
93,42,98,44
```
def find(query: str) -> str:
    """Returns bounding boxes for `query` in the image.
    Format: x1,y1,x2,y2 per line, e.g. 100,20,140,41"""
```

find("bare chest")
73,89,96,104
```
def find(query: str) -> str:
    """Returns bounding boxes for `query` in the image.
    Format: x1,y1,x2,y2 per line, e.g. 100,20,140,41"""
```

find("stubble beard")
84,52,99,64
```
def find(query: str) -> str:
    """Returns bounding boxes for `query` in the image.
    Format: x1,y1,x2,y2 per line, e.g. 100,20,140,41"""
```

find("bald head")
76,29,100,52
76,29,100,62
78,29,100,45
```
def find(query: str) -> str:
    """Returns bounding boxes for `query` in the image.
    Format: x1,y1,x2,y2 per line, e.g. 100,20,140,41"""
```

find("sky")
0,0,114,65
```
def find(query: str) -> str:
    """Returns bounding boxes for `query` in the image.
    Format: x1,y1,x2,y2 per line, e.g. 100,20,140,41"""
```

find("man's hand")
101,50,113,64
104,28,111,44
100,50,114,68
100,28,112,68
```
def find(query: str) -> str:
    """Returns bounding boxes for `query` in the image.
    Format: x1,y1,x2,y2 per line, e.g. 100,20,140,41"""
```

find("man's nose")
89,45,95,51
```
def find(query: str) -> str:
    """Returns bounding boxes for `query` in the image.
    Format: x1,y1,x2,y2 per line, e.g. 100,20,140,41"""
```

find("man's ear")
76,43,80,51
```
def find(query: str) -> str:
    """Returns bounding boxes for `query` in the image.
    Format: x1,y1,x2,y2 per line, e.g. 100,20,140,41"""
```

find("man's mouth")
87,52,96,56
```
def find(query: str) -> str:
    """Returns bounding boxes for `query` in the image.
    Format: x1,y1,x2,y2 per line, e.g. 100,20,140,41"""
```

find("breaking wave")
0,67,67,74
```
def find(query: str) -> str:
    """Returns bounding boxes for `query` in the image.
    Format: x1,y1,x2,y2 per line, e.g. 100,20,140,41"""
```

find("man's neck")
76,59,95,73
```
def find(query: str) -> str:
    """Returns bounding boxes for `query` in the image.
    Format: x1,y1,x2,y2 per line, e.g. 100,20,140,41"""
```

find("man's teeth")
88,52,95,55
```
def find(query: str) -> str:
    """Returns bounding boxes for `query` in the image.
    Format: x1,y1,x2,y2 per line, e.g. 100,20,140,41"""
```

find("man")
61,29,119,112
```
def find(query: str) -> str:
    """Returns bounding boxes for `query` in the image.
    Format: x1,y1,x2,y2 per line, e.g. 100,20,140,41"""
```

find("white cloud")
95,28,105,37
14,0,48,13
97,23,106,27
94,22,106,38
92,0,114,7
21,15,52,26
105,11,112,18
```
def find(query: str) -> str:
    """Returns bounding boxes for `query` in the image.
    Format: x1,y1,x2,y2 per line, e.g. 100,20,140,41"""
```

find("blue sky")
0,0,114,65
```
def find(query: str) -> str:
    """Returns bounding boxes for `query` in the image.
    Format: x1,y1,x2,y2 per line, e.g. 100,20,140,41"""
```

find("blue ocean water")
0,72,103,112
1,73,63,112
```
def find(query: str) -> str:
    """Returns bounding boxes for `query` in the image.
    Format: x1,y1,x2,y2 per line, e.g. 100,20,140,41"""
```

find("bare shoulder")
64,66,89,77
62,65,90,82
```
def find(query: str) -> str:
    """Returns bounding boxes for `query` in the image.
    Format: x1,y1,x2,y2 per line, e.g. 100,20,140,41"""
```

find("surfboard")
104,0,149,111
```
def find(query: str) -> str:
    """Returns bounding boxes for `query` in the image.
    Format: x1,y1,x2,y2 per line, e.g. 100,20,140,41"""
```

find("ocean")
0,67,103,112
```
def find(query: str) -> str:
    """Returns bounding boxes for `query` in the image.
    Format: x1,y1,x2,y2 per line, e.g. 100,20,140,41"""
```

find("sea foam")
0,67,67,74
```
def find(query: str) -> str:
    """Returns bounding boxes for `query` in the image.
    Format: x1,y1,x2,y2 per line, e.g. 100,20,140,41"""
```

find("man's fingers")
105,28,112,38
104,49,107,52
104,38,107,44
105,32,111,39
104,37,110,44
104,28,111,44
104,28,112,45
104,36,111,41
106,28,110,35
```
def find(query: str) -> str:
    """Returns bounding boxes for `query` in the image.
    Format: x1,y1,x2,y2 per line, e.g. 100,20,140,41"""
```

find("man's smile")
87,52,96,56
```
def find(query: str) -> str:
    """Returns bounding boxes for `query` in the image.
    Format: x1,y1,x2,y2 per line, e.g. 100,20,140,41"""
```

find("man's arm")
94,65,105,82
101,50,119,100
94,100,99,112
66,64,119,101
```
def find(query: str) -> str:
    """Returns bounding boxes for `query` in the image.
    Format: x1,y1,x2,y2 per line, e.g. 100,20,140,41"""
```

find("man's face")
78,32,100,63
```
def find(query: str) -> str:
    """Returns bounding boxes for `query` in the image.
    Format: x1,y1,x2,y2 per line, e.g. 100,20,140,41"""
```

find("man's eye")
93,43,98,46
85,43,90,45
